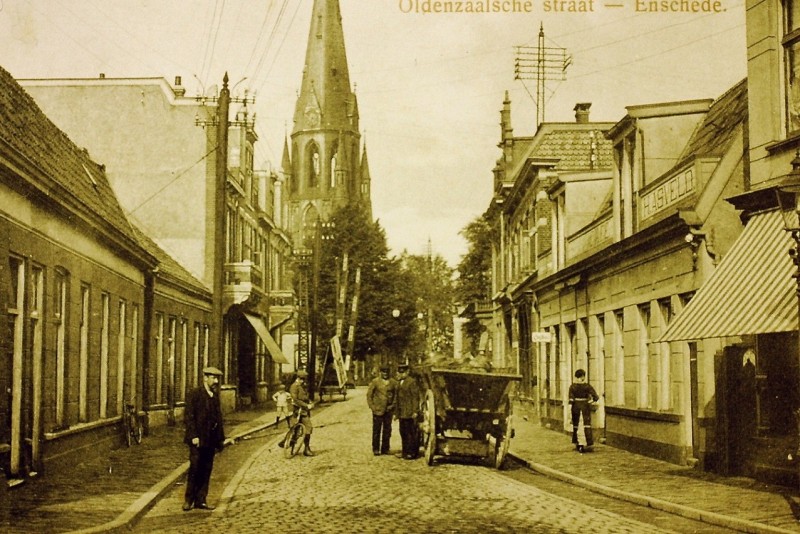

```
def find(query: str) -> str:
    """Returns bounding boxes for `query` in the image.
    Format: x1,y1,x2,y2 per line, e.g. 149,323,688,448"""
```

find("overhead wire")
126,145,218,216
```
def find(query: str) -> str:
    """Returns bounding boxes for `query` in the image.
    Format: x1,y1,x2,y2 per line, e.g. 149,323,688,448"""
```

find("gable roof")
676,79,747,167
532,128,614,172
0,65,149,262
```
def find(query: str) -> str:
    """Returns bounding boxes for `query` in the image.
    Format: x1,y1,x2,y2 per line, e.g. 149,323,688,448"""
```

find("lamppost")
775,151,800,476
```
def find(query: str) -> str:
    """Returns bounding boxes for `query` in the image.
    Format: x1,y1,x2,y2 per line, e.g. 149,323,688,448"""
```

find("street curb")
66,418,282,534
508,452,798,534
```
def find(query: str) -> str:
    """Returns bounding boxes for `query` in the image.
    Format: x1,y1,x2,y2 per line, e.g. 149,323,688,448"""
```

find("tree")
400,251,455,363
455,211,494,353
316,203,415,367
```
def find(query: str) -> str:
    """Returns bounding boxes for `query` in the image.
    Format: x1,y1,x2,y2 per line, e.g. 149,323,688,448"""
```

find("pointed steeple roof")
293,0,356,133
281,135,292,174
360,142,371,183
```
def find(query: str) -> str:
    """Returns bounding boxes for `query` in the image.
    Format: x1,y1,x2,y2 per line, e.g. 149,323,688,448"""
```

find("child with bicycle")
278,370,315,456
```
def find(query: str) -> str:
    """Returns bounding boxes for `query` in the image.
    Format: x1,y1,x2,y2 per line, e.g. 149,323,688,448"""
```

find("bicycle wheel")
125,417,133,447
285,425,306,458
134,420,144,444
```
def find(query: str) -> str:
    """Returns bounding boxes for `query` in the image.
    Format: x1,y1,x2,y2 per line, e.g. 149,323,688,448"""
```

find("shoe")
373,451,381,456
403,454,415,460
577,445,585,453
277,441,285,448
182,501,193,512
395,453,404,458
195,502,215,511
303,449,315,457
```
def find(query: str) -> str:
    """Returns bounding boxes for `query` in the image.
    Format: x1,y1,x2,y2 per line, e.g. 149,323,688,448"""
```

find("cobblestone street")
134,389,674,534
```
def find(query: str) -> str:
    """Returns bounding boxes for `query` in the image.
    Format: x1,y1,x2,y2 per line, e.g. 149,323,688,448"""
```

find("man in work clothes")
568,368,599,453
395,363,421,459
367,365,397,455
183,366,226,511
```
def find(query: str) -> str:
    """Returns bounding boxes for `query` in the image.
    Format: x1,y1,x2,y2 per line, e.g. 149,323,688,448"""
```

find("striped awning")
659,210,798,342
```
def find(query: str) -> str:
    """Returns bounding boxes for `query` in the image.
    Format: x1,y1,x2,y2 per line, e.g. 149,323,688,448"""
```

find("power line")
126,145,218,216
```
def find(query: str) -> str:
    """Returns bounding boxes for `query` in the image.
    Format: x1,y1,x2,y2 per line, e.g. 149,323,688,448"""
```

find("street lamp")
775,151,800,475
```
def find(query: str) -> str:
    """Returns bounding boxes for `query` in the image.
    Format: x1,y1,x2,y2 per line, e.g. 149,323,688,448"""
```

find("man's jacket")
367,377,397,416
184,387,225,450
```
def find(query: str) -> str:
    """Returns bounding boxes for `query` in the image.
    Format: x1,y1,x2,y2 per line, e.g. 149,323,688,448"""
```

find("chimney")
99,73,105,79
574,102,591,124
174,76,186,97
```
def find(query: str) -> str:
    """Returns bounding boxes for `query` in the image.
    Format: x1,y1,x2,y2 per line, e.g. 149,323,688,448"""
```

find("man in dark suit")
183,366,226,511
395,363,421,459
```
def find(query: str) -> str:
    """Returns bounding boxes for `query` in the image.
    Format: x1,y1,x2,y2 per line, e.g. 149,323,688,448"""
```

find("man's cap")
278,384,286,390
296,370,308,378
379,365,390,373
398,364,409,372
203,366,223,376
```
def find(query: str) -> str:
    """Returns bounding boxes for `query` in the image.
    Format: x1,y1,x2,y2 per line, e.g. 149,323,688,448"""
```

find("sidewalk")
0,403,284,534
509,405,800,534
5,395,800,534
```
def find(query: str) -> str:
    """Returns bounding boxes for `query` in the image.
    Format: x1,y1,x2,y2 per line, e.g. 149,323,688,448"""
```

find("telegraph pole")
514,24,572,127
212,74,230,370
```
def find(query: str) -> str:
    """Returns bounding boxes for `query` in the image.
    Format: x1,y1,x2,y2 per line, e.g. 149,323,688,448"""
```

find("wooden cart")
416,366,521,469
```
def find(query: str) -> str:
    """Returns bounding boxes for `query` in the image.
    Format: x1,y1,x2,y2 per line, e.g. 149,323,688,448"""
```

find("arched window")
330,148,338,188
308,143,320,188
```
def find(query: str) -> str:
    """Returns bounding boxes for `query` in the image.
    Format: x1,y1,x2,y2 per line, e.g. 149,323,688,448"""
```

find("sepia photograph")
2,0,799,532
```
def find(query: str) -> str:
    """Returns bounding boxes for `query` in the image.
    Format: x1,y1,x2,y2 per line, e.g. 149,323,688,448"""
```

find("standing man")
367,365,397,455
287,370,315,456
395,363,421,460
183,366,226,511
568,369,599,453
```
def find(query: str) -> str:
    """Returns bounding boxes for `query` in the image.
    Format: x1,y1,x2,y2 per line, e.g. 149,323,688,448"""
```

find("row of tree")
307,203,492,371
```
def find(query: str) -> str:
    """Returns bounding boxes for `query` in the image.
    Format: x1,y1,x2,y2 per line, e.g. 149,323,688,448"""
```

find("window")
638,304,651,409
155,313,164,404
180,320,188,402
193,323,202,389
308,143,320,188
117,300,127,416
79,285,90,422
785,0,800,133
55,269,68,426
30,266,43,462
168,317,176,406
613,310,625,406
658,298,672,410
100,292,110,419
131,304,139,404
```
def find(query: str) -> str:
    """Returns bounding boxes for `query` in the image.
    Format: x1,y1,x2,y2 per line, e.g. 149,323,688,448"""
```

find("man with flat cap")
367,365,397,455
183,366,226,511
395,363,421,459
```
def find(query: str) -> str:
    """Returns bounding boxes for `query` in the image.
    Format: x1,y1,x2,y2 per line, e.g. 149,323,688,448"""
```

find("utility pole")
514,24,571,127
212,74,230,371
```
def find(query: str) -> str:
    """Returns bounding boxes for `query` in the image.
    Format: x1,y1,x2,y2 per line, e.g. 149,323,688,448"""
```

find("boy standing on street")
568,369,599,453
272,384,292,428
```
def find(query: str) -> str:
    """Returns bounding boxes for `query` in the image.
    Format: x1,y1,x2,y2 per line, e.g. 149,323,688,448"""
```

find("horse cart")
417,366,521,469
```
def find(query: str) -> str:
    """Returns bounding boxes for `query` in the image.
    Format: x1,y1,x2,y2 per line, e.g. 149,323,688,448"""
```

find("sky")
0,0,747,267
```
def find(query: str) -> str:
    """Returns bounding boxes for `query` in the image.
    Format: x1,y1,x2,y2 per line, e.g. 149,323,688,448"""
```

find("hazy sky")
0,0,747,266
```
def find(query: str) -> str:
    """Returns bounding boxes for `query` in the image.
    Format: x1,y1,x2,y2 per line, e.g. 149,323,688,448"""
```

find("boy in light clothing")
272,384,292,428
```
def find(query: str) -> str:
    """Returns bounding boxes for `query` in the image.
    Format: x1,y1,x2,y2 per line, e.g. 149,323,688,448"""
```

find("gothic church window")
309,143,320,188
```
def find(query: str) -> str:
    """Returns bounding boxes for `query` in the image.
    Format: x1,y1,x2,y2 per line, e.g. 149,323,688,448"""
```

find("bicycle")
124,401,144,447
281,405,312,458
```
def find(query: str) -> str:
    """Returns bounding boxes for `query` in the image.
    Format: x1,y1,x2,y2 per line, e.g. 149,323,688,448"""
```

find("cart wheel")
422,389,436,466
494,414,512,469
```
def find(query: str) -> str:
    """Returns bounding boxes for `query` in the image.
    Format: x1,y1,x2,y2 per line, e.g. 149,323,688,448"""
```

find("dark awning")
659,210,797,342
244,313,290,364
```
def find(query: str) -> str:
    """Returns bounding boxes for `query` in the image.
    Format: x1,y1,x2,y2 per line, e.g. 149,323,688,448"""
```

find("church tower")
286,0,371,246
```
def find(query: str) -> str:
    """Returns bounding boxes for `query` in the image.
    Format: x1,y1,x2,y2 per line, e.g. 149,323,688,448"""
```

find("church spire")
293,0,357,133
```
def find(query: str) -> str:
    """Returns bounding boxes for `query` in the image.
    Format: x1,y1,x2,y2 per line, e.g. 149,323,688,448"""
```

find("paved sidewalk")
509,403,800,534
5,392,800,533
1,403,285,534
